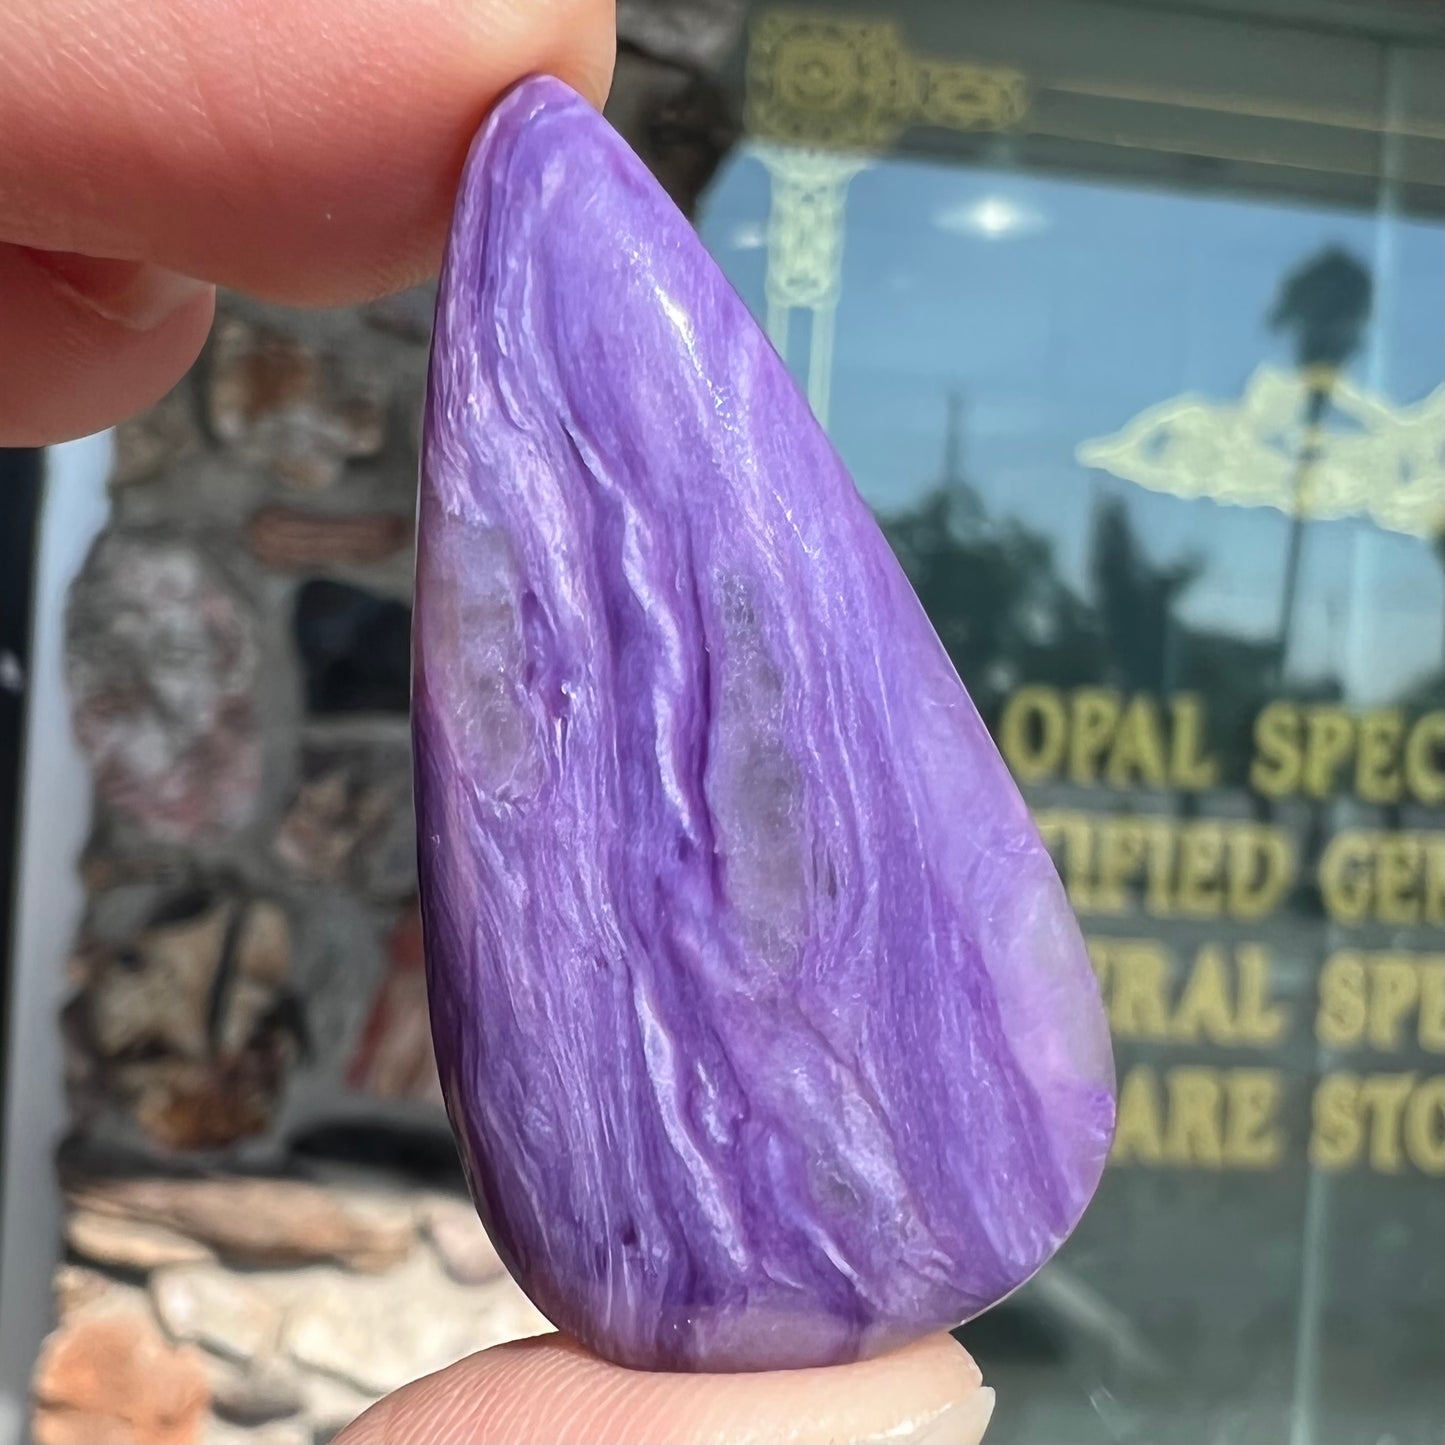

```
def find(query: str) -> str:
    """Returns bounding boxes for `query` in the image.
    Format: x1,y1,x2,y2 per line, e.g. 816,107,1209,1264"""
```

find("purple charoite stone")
415,75,1115,1373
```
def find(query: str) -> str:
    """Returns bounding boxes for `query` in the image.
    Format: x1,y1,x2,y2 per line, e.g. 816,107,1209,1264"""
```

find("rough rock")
66,534,261,841
53,1265,140,1323
606,0,744,220
346,903,442,1105
77,852,195,897
200,1416,311,1445
204,1354,306,1426
245,507,410,570
151,1265,285,1363
296,1372,377,1439
81,892,298,1150
207,318,384,491
111,381,203,488
274,742,415,896
65,1175,414,1272
218,900,294,1056
419,1195,505,1285
32,1302,210,1445
281,1252,550,1397
235,902,290,985
121,1051,294,1152
88,902,230,1061
317,1184,417,1252
66,1210,216,1272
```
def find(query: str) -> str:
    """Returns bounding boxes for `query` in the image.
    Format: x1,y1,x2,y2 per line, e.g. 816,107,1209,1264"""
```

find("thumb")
332,1331,994,1445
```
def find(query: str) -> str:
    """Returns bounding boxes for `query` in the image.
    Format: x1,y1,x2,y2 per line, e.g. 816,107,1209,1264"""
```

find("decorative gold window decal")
745,11,1029,152
745,11,1030,425
1077,368,1445,540
751,146,868,425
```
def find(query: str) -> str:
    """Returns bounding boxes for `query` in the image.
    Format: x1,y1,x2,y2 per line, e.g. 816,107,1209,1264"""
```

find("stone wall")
32,14,747,1442
62,296,435,1165
38,283,504,1445
37,1165,547,1445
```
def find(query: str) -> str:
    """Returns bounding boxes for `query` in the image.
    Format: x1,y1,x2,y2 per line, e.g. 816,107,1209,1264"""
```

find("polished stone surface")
415,75,1114,1372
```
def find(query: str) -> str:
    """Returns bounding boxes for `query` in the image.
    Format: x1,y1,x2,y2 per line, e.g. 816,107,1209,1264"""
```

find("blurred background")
2,1,1442,1442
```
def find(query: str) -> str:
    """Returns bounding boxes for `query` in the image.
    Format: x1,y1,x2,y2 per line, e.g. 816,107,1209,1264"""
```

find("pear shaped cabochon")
414,76,1115,1373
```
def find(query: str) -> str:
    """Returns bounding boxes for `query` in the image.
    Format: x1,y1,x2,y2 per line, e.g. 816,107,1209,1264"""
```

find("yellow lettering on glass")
1095,820,1145,913
1112,1065,1166,1165
1405,1076,1445,1173
1316,953,1368,1047
1224,1069,1284,1168
1250,701,1301,797
1317,952,1445,1052
1359,1072,1417,1172
1422,962,1445,1053
998,688,1219,791
1164,1068,1225,1168
1371,956,1423,1051
1175,824,1225,918
1112,1065,1284,1168
1303,708,1356,797
1404,713,1445,805
1169,695,1219,790
1320,832,1445,927
1309,1072,1445,1175
1040,814,1296,921
1231,825,1293,920
1250,704,1444,802
1355,711,1404,803
1173,946,1236,1045
998,685,1067,784
1069,688,1121,786
1090,938,1171,1041
1310,1072,1363,1169
1093,938,1291,1045
1106,694,1170,789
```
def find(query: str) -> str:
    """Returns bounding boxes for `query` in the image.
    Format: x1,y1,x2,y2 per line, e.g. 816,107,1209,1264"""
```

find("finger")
0,0,616,305
333,1332,994,1445
0,245,214,447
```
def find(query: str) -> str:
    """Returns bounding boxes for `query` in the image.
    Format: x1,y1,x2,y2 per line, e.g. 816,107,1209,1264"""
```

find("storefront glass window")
697,5,1443,1440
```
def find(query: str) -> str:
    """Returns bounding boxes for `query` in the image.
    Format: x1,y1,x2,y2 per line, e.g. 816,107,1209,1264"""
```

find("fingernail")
24,249,213,330
904,1386,996,1444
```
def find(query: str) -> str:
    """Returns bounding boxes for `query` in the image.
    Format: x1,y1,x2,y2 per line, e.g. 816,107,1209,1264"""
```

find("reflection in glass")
697,7,1444,1439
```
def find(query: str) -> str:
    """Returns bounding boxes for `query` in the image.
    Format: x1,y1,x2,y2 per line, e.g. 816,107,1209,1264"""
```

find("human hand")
333,1331,994,1445
0,0,612,446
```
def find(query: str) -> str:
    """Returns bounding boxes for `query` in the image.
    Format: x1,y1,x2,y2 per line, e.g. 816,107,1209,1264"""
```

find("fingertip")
2,0,618,305
334,1331,991,1445
22,249,214,332
0,246,214,446
526,0,618,112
